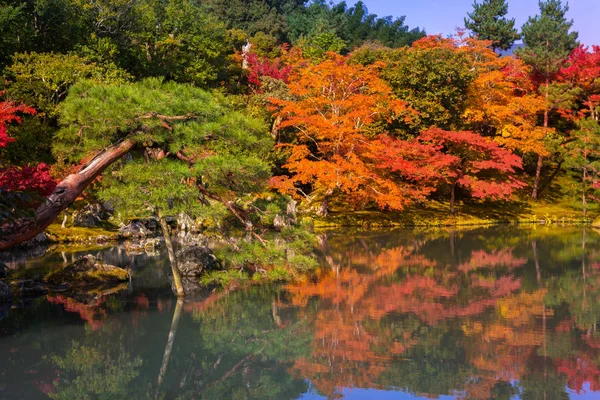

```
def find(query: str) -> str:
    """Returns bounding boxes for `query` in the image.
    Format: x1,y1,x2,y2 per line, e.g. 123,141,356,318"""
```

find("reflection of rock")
0,262,6,278
176,246,220,277
73,204,111,227
125,238,161,254
12,279,48,299
0,281,12,303
45,255,130,287
0,281,11,321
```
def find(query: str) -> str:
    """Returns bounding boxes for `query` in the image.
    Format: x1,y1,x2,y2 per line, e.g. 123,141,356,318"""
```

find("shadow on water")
2,225,600,399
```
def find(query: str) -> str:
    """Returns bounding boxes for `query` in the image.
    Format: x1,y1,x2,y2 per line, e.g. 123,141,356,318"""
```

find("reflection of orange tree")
460,290,549,399
286,242,526,398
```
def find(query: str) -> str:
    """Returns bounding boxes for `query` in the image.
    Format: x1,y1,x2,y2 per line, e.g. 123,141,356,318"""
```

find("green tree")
564,118,600,218
517,0,579,199
203,0,307,43
383,38,475,133
464,0,520,51
287,0,424,51
0,0,91,65
52,78,273,295
5,52,131,117
1,52,131,166
296,31,346,61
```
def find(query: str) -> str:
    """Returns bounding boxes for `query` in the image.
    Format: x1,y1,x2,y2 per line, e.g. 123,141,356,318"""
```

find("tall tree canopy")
287,0,425,51
270,53,440,215
517,0,579,199
464,0,520,51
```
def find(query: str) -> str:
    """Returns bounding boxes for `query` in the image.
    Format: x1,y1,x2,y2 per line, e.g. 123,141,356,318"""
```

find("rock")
73,204,110,227
177,212,200,233
29,232,49,244
45,255,130,287
119,221,150,238
0,262,7,279
176,246,221,277
286,199,297,222
273,214,290,230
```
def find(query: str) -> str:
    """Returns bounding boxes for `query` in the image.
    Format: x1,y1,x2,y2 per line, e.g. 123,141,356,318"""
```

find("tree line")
0,0,599,251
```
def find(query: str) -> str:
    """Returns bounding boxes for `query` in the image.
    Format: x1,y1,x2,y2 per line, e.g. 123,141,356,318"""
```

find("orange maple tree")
270,53,441,215
461,40,549,156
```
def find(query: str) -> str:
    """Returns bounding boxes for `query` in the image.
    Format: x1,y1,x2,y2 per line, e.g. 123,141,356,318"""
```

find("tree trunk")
583,167,588,218
0,139,136,251
532,79,550,200
158,210,185,298
537,160,563,198
531,154,544,200
450,182,457,215
317,196,329,217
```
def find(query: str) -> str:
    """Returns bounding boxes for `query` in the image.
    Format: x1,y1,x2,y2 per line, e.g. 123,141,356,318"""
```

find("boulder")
176,246,221,277
119,221,150,238
45,255,130,287
273,214,290,230
73,204,110,227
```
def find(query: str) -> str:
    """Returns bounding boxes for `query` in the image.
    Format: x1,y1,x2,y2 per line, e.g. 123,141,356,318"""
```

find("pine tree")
0,79,273,268
564,118,600,218
464,0,520,51
517,0,579,199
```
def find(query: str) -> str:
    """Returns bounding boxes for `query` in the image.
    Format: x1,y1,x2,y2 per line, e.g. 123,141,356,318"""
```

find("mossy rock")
45,223,120,243
45,255,129,287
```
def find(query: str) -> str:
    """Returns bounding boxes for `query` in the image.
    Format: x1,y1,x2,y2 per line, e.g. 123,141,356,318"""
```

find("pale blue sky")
347,0,598,46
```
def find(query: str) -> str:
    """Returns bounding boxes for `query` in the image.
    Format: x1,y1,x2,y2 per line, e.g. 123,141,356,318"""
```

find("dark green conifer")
517,0,579,199
464,0,520,51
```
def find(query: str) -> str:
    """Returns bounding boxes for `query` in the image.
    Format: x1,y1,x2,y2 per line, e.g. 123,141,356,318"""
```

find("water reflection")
1,226,600,399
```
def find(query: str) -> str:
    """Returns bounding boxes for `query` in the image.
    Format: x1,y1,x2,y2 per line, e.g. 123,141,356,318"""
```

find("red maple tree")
417,128,526,214
0,96,56,196
559,45,600,119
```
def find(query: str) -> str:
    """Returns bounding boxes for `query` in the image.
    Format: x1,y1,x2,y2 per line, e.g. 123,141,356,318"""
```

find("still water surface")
1,226,600,399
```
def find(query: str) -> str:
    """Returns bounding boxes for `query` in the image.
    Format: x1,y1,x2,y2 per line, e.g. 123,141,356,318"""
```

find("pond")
1,226,600,399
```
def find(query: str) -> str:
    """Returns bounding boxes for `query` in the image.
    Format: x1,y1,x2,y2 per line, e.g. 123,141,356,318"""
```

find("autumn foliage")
270,53,433,214
0,96,36,149
0,96,56,196
246,53,292,90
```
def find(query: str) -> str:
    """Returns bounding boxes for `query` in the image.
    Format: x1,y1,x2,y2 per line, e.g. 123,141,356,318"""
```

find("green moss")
45,223,120,243
45,255,130,286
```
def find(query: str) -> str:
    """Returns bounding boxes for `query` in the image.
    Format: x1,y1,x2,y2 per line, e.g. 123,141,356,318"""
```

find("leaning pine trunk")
0,138,136,250
532,78,550,200
157,210,185,298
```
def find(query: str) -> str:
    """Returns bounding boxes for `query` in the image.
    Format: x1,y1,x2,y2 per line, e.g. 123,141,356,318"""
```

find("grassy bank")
311,200,595,229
